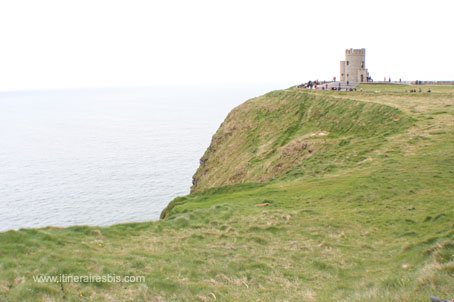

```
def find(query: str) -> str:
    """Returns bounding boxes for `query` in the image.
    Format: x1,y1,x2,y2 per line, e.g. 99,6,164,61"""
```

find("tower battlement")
345,48,366,55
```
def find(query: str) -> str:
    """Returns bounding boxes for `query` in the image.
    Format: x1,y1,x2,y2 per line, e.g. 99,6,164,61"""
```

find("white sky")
0,0,453,92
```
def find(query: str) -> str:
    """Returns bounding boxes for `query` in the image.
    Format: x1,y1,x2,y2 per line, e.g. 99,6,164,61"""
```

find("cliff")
191,89,411,193
2,84,453,301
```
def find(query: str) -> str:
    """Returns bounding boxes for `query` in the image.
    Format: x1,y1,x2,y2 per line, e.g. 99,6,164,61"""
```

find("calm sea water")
0,85,279,231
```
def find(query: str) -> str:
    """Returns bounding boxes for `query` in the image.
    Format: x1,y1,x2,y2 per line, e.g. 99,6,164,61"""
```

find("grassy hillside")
190,89,413,193
1,84,453,301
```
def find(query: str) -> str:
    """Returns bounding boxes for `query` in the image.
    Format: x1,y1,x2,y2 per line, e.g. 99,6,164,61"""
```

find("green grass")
0,85,453,301
191,90,413,193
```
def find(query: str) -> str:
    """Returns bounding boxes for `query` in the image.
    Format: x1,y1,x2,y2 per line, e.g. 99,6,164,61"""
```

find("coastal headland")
1,84,453,301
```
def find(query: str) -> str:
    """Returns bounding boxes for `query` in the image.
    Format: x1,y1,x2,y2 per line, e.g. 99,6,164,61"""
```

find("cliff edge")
190,88,411,193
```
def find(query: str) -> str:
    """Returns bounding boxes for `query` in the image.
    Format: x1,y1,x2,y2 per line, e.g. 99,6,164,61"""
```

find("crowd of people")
297,80,356,91
297,80,326,89
297,79,431,93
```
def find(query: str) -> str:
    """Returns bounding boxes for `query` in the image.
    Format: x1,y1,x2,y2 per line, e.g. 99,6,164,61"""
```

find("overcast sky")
0,0,453,92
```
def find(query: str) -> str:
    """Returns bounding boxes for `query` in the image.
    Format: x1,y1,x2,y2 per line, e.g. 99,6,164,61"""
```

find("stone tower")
340,48,369,83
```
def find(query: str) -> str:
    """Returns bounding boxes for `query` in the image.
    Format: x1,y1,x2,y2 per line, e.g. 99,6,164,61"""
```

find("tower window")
346,61,349,66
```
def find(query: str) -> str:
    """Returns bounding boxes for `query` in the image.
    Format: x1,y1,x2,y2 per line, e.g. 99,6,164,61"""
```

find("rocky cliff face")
191,89,411,193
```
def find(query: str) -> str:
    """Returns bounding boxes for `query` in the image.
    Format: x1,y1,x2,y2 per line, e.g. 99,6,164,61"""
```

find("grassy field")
0,84,453,301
